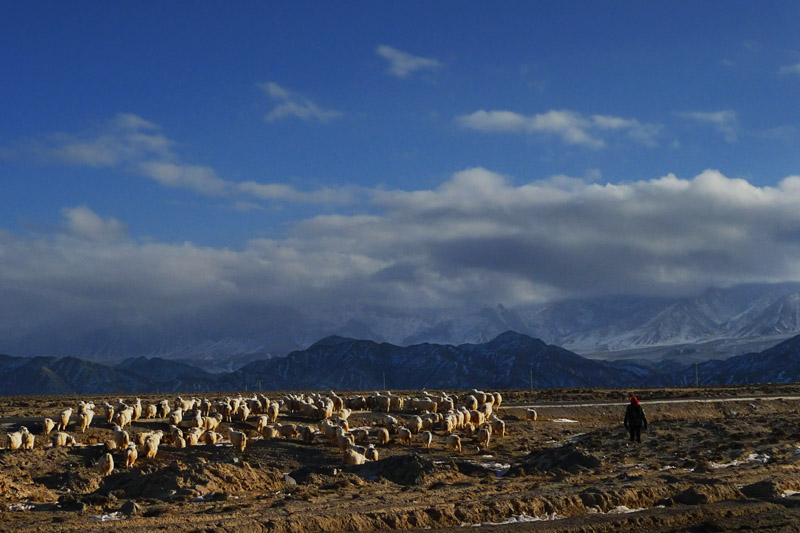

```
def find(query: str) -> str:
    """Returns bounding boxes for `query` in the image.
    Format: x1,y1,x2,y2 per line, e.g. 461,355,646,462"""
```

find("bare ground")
2,385,800,532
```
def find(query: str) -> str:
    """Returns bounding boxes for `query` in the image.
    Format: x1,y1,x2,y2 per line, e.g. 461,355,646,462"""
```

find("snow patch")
710,453,770,469
90,512,125,521
551,418,579,423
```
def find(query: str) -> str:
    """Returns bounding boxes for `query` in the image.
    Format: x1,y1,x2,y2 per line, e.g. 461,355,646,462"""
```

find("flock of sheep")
3,389,532,477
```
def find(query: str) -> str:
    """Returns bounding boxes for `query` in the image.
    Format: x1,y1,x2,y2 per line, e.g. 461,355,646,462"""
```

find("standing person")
624,396,648,444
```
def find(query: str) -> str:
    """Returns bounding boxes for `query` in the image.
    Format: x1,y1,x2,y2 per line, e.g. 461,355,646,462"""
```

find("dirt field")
3,385,800,532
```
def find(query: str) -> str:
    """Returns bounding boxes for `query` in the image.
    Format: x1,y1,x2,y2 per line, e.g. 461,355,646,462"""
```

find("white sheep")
228,428,248,453
395,427,412,445
262,426,279,440
406,415,423,434
144,434,159,459
57,408,73,431
490,415,506,438
297,425,316,444
20,427,34,450
125,443,138,468
144,404,158,419
5,431,23,450
446,434,462,453
51,432,76,448
375,427,390,446
157,400,170,419
365,445,379,461
343,448,366,465
113,425,130,449
421,430,432,449
42,418,55,436
98,453,114,476
526,408,538,421
477,425,491,449
169,408,183,426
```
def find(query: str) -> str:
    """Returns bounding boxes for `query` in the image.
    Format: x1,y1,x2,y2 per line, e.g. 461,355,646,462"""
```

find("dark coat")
624,404,648,428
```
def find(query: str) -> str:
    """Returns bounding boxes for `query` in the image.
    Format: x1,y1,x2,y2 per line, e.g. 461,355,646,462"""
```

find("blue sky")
3,2,800,338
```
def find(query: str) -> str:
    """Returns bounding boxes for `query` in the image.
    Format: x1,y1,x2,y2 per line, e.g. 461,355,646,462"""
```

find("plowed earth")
2,385,800,532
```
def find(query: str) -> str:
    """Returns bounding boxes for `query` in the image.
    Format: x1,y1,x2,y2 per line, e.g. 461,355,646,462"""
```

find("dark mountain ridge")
3,330,800,395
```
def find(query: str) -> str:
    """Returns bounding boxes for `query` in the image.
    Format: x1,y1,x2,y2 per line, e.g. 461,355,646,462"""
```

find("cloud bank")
4,169,800,336
457,109,660,147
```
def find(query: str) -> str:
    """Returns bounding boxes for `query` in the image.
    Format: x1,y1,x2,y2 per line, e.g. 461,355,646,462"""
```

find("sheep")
351,428,369,445
113,425,130,449
20,427,34,450
375,427,390,446
256,415,270,434
408,398,437,413
395,427,412,445
115,407,134,429
469,410,485,426
446,434,462,453
174,436,186,449
464,421,475,438
336,428,355,451
57,408,73,431
262,426,279,440
52,432,76,448
98,453,114,476
144,435,159,459
132,398,142,421
478,402,493,419
477,426,491,449
169,408,184,427
492,392,502,411
463,395,478,411
204,414,222,432
42,418,55,436
201,430,223,445
365,445,379,461
5,431,23,450
104,439,116,451
144,404,158,419
338,408,351,421
186,428,202,446
237,404,251,423
320,420,339,442
343,448,366,465
157,400,171,419
200,398,211,417
421,430,433,448
78,411,92,433
125,443,138,468
406,415,423,434
102,402,115,424
490,415,506,438
228,428,247,453
526,408,538,421
169,425,183,444
267,402,280,423
345,396,367,410
276,423,297,439
297,425,316,444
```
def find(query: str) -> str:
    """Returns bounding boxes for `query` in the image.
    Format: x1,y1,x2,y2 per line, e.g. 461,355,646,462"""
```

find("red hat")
630,396,639,406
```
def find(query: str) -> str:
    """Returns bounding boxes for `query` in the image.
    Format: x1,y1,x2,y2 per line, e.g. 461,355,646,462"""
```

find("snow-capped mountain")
4,283,800,367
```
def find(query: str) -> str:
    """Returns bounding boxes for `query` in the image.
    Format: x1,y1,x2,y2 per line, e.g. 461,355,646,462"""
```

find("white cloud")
6,168,800,343
237,181,355,204
375,45,442,78
259,82,343,122
778,62,800,75
139,162,229,196
61,205,127,242
457,109,660,148
678,110,740,142
2,113,353,203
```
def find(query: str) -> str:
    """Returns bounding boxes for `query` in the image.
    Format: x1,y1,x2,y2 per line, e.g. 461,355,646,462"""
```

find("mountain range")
2,330,800,396
4,283,800,372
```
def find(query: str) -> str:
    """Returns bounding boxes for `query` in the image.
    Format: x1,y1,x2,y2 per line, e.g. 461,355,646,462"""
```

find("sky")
3,1,800,338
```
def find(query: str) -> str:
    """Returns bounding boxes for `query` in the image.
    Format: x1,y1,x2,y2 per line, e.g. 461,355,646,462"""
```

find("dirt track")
2,386,800,532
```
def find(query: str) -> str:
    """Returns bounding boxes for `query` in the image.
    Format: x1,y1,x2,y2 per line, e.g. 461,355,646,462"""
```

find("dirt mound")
673,483,743,505
351,453,433,486
741,480,783,499
518,444,603,474
0,465,60,503
94,460,283,501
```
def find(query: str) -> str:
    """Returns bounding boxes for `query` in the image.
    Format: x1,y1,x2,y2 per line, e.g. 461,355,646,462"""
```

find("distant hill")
3,330,800,395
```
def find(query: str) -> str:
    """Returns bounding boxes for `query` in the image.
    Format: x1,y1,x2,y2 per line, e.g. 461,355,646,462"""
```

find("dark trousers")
629,425,642,443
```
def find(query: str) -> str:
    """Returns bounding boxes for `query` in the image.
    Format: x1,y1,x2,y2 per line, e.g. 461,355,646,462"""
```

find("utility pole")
695,363,699,387
383,372,386,391
530,368,533,390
